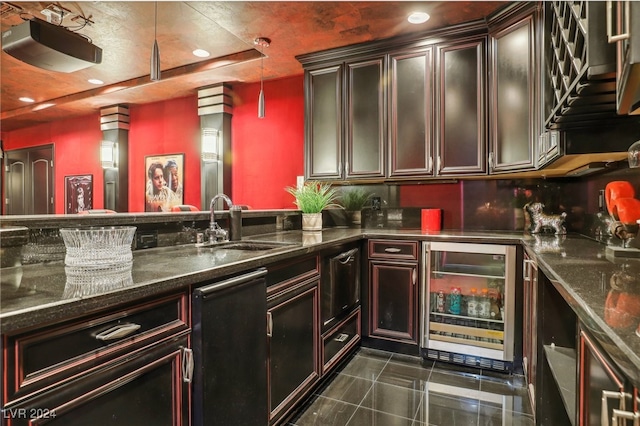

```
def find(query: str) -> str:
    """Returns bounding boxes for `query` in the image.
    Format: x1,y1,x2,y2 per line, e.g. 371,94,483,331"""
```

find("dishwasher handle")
334,248,359,264
195,268,267,297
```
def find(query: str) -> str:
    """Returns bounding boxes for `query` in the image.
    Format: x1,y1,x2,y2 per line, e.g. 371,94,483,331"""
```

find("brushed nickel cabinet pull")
95,323,141,341
384,247,402,253
606,1,630,43
267,312,273,337
181,347,194,383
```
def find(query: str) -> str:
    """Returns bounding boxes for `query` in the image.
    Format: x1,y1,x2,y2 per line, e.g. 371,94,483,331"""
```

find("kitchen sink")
195,240,296,251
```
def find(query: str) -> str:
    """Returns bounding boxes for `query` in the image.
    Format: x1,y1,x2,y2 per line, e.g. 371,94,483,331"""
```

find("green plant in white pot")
286,181,338,231
339,187,373,226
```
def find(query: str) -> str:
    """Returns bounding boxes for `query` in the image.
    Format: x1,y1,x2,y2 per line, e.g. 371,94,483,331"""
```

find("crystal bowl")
59,226,136,267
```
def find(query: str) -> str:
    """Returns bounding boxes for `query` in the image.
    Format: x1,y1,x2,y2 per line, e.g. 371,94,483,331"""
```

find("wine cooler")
421,242,517,371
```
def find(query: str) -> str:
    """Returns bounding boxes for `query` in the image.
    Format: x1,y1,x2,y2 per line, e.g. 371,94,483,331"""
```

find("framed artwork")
144,153,184,212
65,174,93,214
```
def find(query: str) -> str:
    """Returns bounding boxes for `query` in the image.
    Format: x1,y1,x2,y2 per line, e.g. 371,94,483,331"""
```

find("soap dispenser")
229,206,242,241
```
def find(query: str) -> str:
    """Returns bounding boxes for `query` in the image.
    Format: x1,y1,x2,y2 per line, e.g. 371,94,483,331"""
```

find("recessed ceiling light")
88,78,104,85
408,12,430,24
193,49,210,58
19,97,35,103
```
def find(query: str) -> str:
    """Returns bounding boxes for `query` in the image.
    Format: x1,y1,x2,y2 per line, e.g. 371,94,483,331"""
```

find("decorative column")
100,105,129,212
198,83,232,210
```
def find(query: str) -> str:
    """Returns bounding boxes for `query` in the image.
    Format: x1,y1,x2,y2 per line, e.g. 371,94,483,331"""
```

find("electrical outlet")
598,189,605,211
371,197,381,210
296,175,305,189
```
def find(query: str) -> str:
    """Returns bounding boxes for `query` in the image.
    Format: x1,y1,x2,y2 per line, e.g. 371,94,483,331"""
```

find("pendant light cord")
260,45,264,92
154,2,158,40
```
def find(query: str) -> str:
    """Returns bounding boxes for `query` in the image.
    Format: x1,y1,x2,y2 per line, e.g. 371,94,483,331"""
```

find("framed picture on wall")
65,174,93,214
144,153,184,212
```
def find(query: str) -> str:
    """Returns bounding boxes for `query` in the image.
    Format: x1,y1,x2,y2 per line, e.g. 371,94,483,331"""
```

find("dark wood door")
267,278,319,425
578,328,631,426
4,145,54,215
436,36,487,176
2,334,190,426
345,58,385,179
489,12,537,173
389,47,434,178
306,65,343,180
522,253,538,411
369,260,417,343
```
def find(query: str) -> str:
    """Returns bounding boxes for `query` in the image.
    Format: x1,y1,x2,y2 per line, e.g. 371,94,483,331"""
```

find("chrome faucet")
208,194,234,243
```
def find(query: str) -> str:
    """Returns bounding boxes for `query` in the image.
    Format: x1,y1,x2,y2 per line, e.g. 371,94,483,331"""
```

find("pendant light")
150,1,161,81
254,37,271,118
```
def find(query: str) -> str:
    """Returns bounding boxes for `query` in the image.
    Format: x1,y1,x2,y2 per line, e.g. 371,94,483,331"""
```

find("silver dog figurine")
524,202,567,235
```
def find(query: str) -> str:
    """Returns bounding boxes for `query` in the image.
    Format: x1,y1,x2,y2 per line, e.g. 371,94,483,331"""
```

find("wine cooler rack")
544,1,617,129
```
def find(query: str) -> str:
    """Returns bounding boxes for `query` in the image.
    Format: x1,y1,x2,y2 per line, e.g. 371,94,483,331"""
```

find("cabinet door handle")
95,323,141,341
523,259,533,280
412,268,417,285
384,247,402,253
488,152,494,171
181,347,194,383
612,408,639,426
437,155,442,173
267,312,273,337
602,390,629,426
606,1,630,43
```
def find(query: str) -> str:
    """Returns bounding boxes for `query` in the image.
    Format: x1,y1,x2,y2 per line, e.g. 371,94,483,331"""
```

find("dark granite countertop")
1,227,639,386
522,234,640,387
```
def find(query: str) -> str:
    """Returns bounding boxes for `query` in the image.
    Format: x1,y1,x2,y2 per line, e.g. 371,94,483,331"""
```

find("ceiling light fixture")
150,1,161,81
254,37,271,119
408,11,430,24
193,49,210,58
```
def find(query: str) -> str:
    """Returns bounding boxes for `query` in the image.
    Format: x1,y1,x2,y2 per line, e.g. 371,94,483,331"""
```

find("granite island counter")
2,227,639,389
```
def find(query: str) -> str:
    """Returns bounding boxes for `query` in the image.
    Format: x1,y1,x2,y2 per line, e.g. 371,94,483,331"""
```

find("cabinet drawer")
266,255,319,296
4,292,189,402
368,239,418,260
322,308,361,375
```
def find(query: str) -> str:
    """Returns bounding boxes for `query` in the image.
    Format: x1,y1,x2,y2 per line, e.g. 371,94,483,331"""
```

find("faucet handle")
207,222,229,243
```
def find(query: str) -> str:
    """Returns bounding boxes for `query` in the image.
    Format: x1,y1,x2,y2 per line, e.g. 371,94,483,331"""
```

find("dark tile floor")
288,348,535,426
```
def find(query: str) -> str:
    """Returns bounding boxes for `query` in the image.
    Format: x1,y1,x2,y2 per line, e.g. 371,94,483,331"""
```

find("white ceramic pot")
302,213,322,231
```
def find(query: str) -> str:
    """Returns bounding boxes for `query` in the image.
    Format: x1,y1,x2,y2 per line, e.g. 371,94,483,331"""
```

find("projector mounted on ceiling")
1,17,102,73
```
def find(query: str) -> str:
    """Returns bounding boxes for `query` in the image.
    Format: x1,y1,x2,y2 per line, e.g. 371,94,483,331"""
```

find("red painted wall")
1,75,305,213
128,96,201,212
1,114,104,214
399,183,463,229
231,75,305,209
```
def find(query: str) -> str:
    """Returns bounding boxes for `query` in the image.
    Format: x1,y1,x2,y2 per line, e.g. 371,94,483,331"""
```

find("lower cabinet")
367,240,419,349
533,266,640,426
266,258,320,426
1,292,191,425
578,328,638,426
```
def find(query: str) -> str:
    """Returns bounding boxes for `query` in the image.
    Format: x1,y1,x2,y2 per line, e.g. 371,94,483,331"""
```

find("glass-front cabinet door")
422,242,516,365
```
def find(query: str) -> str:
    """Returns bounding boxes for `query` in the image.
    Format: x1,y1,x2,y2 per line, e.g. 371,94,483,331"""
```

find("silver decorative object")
524,202,567,235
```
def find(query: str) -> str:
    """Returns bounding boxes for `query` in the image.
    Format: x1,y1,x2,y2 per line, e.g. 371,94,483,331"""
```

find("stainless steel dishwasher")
192,268,268,425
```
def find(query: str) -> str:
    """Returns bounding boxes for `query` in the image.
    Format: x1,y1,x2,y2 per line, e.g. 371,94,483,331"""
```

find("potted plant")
339,187,373,225
285,181,338,231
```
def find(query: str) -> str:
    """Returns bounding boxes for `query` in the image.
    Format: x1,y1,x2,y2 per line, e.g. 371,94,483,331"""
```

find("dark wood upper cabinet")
436,37,488,176
304,58,385,181
306,66,343,180
389,48,434,178
489,9,538,173
346,58,385,179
